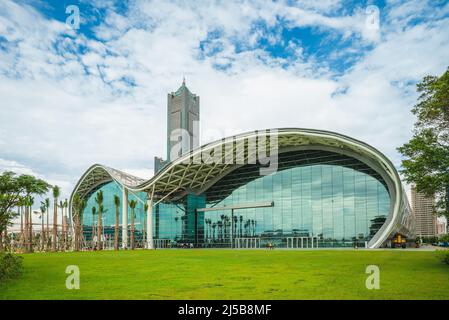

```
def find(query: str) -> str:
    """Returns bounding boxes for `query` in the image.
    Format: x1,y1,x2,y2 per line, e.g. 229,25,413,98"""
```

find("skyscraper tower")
154,79,200,172
167,78,200,161
411,185,437,238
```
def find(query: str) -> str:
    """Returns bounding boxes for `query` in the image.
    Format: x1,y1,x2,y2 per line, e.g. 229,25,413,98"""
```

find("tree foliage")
0,171,50,234
398,67,449,219
71,193,86,251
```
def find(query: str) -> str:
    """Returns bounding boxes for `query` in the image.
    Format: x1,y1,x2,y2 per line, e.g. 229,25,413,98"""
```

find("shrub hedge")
443,252,449,266
0,252,23,282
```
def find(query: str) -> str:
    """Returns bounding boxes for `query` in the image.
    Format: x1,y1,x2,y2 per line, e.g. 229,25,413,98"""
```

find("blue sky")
1,0,449,201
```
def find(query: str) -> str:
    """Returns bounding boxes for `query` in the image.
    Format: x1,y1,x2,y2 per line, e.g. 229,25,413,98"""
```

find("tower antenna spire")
182,76,186,86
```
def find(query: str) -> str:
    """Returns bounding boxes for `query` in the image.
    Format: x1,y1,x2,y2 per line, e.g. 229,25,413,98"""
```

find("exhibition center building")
70,82,415,249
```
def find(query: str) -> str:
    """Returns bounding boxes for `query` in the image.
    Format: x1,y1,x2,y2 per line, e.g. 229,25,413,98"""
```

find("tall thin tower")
154,79,200,172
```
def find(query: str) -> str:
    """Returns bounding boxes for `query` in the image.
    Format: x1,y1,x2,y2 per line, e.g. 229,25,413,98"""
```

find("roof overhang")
70,128,413,248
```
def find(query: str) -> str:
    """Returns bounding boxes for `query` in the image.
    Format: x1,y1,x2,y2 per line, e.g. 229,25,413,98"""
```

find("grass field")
1,249,448,300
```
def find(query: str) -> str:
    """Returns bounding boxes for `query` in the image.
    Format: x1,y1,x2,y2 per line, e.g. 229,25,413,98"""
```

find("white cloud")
0,158,40,176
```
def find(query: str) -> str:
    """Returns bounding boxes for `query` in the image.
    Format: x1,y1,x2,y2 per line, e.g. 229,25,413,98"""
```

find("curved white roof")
70,128,415,248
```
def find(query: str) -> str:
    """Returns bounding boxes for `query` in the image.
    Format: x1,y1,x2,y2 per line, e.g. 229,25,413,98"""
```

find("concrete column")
146,197,154,249
122,188,128,249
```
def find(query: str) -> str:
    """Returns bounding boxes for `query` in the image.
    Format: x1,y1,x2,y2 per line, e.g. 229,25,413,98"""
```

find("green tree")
59,200,65,250
44,198,50,249
0,172,21,251
113,195,120,251
91,206,97,247
95,191,104,251
39,203,46,251
58,199,68,250
72,194,86,251
52,186,60,252
129,200,137,250
24,196,34,253
398,67,449,231
143,202,148,248
0,172,49,252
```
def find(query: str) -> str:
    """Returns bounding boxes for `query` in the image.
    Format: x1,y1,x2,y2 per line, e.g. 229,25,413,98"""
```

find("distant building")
437,219,447,236
154,79,200,173
153,156,167,174
411,186,437,238
166,78,200,162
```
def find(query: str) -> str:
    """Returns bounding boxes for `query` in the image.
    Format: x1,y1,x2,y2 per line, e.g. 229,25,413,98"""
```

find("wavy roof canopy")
73,165,145,199
70,128,413,248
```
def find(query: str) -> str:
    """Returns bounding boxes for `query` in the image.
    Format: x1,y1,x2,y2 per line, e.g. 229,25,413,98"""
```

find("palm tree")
254,220,257,236
91,206,97,249
203,219,208,241
226,216,231,242
95,191,104,250
180,215,187,240
209,219,213,241
22,198,28,251
79,200,86,248
40,200,48,247
23,197,29,252
59,200,65,250
144,203,148,248
32,207,40,250
17,199,25,248
223,216,230,241
212,222,217,241
72,194,85,251
129,200,137,250
45,198,50,250
245,220,250,237
233,215,238,240
174,216,179,239
206,219,211,241
91,206,96,245
25,196,34,253
220,215,225,241
63,199,68,250
217,221,223,242
52,186,60,252
239,216,243,237
39,203,46,250
113,195,120,251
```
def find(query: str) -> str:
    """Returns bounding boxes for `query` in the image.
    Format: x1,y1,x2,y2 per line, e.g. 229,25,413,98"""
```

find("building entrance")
286,236,319,248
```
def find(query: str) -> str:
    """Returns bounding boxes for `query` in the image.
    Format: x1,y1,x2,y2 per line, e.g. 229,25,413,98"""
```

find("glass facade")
82,182,148,247
82,150,391,248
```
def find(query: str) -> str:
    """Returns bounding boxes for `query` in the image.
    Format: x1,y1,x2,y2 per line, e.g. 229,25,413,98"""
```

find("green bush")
0,252,23,282
443,252,449,266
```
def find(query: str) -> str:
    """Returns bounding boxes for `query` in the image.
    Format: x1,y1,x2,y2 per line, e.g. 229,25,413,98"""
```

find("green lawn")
1,249,448,300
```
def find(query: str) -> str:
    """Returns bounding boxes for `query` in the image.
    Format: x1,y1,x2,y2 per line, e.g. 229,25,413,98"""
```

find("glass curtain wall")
82,183,185,248
201,150,390,248
81,150,391,249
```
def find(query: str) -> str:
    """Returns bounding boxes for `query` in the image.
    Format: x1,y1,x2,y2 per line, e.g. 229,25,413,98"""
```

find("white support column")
122,188,128,249
146,197,154,249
